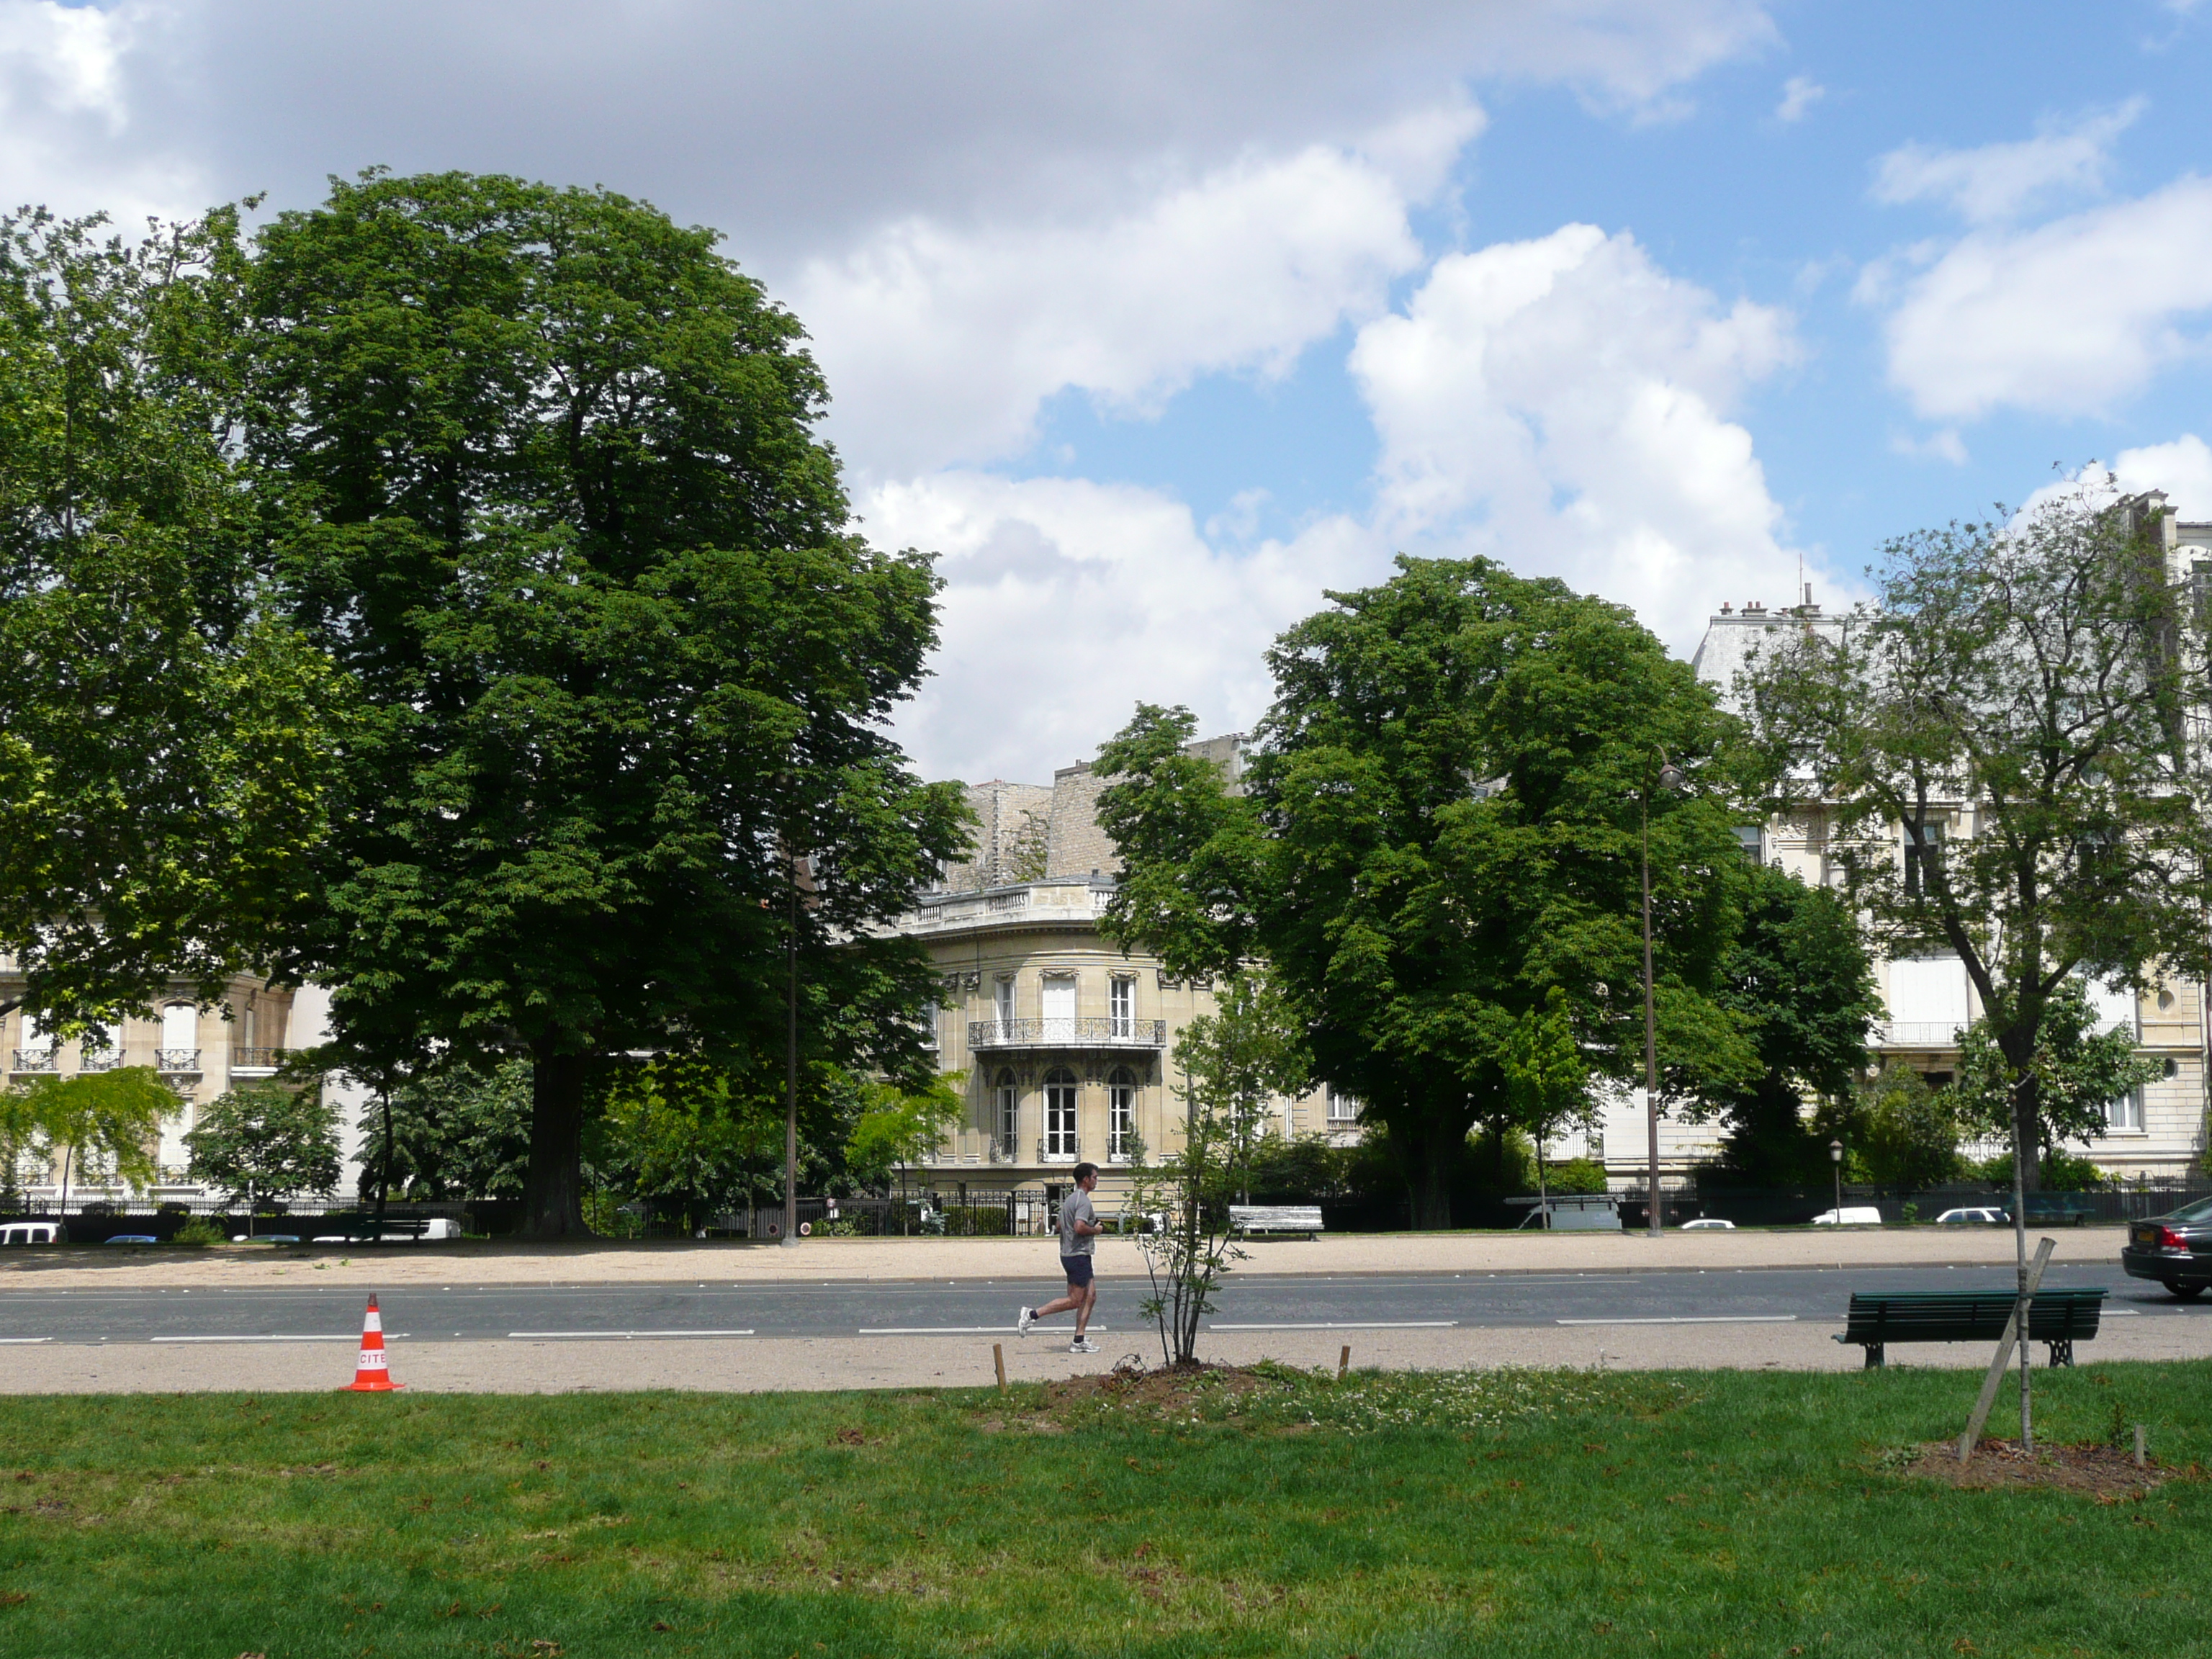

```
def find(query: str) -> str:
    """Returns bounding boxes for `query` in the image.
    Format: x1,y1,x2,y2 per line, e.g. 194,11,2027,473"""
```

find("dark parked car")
2121,1196,2212,1299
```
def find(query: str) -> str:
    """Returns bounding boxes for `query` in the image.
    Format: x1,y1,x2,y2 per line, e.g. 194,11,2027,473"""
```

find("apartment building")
1687,523,2212,1179
891,738,1354,1208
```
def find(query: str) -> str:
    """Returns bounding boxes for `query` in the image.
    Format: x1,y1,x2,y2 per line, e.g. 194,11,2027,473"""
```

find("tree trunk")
2002,1028,2042,1192
519,1044,590,1238
1407,1117,1459,1230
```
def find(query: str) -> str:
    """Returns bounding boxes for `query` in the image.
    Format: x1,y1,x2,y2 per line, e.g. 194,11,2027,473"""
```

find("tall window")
1108,976,1135,1039
1040,973,1077,1041
994,1069,1018,1155
1107,1067,1136,1161
1043,1066,1078,1159
1902,820,1943,897
1327,1087,1359,1124
994,976,1015,1037
918,999,938,1051
2104,1089,2144,1133
159,1003,197,1066
17,1012,48,1061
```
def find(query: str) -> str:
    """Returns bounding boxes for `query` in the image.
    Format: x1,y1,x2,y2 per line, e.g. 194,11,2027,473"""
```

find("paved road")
0,1261,2195,1346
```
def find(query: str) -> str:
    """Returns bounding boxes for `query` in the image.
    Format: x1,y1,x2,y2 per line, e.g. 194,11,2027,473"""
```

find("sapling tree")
184,1082,342,1213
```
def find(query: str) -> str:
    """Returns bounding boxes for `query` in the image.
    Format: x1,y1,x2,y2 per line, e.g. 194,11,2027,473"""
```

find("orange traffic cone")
341,1294,403,1392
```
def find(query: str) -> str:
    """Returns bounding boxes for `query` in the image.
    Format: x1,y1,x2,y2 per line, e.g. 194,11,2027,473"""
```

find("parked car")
230,1233,302,1244
1934,1207,2009,1226
1681,1218,1736,1231
0,1223,58,1245
1809,1206,1884,1226
104,1234,158,1245
2121,1195,2212,1300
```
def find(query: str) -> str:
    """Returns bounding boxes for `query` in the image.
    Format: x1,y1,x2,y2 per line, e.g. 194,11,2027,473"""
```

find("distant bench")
1836,1288,2108,1369
1228,1205,1324,1240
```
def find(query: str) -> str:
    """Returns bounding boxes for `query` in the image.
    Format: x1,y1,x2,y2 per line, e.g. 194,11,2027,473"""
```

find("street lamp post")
1641,760,1686,1238
1830,1138,1844,1221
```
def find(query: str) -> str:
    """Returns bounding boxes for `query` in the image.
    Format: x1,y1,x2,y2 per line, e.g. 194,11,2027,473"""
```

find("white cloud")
0,1,201,227
1891,427,1969,465
1347,224,1818,646
1879,175,2212,421
871,472,1381,783
1871,99,2144,225
2111,434,2212,518
1775,75,1824,122
800,117,1469,475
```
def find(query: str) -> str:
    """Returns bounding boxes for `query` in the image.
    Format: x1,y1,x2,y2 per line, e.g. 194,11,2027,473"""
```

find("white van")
0,1223,58,1245
1810,1206,1884,1226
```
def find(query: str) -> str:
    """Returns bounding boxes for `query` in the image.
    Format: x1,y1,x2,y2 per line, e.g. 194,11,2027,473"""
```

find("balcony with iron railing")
156,1048,202,1074
967,1016,1165,1051
9,1048,55,1074
229,1046,293,1075
1870,1020,1967,1049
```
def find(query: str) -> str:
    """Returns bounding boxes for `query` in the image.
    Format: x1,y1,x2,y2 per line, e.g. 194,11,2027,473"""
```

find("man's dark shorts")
1061,1254,1094,1288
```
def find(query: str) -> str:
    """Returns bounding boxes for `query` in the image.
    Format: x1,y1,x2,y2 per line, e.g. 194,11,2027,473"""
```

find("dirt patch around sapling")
1893,1438,2200,1500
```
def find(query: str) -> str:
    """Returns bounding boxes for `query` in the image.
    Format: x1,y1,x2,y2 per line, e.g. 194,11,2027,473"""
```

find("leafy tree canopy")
0,208,338,1034
4,1067,176,1195
353,1059,532,1205
184,1081,341,1201
1740,485,2211,1186
241,171,970,1233
1101,557,1767,1226
1943,978,2157,1162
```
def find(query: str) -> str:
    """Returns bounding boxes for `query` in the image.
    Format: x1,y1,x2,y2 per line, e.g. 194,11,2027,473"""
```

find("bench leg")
1863,1344,1884,1370
2046,1340,2074,1368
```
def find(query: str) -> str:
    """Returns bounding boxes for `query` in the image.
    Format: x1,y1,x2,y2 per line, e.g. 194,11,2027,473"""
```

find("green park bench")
1835,1287,2108,1369
2023,1192,2101,1226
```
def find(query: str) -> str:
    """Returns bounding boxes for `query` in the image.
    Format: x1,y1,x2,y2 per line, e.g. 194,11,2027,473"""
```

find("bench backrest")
1841,1289,2106,1342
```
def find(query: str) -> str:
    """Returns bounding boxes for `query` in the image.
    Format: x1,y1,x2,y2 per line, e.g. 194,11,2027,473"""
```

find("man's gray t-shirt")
1058,1190,1097,1256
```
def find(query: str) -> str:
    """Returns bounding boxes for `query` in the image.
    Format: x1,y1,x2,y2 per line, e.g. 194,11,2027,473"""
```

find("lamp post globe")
1829,1139,1844,1220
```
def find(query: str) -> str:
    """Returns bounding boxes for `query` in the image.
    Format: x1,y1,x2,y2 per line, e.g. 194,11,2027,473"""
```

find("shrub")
1542,1157,1609,1195
169,1217,225,1246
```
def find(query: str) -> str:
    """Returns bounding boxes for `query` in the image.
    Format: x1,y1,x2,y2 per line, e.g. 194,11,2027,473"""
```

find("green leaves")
5,1067,179,1194
0,208,340,1033
1741,486,2212,1184
183,1081,342,1201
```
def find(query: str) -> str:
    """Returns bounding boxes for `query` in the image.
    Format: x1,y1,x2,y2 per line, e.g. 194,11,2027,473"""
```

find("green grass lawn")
0,1360,2203,1658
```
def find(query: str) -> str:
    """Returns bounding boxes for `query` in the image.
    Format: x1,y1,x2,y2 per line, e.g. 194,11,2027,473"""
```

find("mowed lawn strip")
0,1362,2202,1658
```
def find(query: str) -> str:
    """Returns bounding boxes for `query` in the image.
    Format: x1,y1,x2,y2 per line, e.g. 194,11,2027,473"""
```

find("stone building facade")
0,961,338,1196
895,739,1354,1212
1684,505,2212,1182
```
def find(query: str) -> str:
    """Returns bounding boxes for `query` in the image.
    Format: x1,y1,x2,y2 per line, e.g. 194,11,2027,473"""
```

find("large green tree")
1100,557,1761,1227
1740,487,2212,1192
1691,862,1880,1185
246,172,968,1235
0,209,338,1035
184,1081,342,1203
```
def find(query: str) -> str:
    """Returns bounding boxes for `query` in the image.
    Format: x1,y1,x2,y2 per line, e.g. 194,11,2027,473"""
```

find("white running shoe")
1016,1305,1035,1336
1070,1337,1100,1354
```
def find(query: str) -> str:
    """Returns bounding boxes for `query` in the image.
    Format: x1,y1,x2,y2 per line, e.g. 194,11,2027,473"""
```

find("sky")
7,1,2212,784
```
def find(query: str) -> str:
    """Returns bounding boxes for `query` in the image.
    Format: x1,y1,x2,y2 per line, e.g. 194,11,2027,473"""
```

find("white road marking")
0,1337,50,1344
1555,1315,1798,1326
858,1336,1115,1344
505,1330,755,1339
1210,1321,1458,1331
858,1326,1111,1335
151,1334,392,1343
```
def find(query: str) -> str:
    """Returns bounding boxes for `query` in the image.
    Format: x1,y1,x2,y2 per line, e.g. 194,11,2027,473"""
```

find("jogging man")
1017,1162,1102,1353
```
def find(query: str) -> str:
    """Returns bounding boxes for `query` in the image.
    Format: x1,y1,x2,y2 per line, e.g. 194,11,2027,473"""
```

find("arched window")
994,1069,1018,1157
1107,1066,1136,1163
1043,1065,1078,1160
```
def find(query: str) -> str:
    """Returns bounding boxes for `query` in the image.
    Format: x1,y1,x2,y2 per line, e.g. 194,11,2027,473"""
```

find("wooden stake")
2134,1422,2146,1469
1337,1344,1351,1382
1958,1236,2055,1464
993,1342,1007,1394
